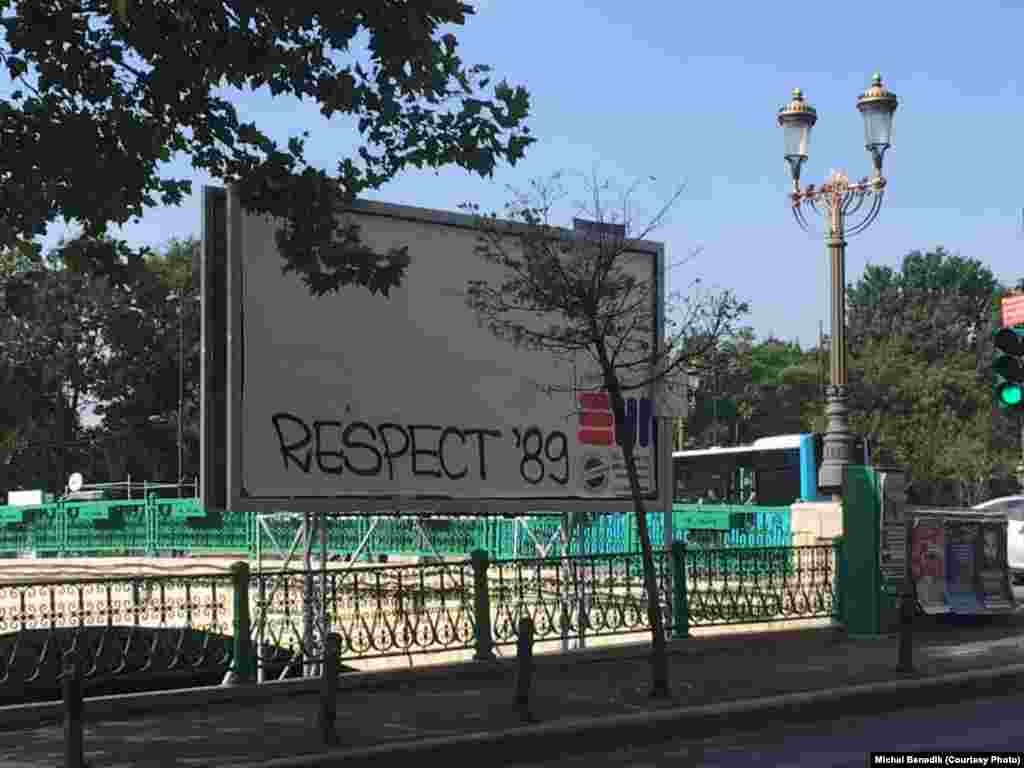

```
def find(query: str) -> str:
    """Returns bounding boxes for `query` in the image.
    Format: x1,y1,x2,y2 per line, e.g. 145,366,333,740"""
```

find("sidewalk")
3,614,1024,768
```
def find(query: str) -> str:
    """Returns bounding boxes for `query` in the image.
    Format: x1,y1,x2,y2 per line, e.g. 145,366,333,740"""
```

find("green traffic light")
1000,383,1023,406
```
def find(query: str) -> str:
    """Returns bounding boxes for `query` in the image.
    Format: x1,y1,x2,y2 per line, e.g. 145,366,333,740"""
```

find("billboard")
205,187,667,514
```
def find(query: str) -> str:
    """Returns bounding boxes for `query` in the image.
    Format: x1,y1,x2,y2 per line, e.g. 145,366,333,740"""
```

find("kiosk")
842,466,1016,637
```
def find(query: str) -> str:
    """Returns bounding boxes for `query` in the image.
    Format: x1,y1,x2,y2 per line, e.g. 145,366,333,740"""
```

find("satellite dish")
68,472,84,493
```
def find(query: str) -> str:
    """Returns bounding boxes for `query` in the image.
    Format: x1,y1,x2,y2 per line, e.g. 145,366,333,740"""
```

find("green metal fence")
0,499,792,560
0,540,837,701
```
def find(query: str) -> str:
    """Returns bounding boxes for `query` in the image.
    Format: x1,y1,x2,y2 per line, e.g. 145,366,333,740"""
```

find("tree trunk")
606,380,670,698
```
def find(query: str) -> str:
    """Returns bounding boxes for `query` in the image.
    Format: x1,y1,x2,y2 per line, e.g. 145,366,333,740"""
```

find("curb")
240,662,1024,768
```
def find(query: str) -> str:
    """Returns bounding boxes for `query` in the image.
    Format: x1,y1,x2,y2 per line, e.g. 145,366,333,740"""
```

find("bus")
671,433,869,506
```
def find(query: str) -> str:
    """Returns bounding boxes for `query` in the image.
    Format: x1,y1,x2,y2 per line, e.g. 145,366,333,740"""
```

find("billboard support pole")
303,511,315,678
560,513,571,652
661,413,674,630
320,514,328,675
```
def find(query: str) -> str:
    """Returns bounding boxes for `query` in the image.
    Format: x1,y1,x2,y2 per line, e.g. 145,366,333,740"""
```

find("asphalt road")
506,691,1024,767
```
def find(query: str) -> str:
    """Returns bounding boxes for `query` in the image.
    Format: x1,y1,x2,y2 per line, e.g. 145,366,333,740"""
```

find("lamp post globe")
777,88,817,190
856,74,899,175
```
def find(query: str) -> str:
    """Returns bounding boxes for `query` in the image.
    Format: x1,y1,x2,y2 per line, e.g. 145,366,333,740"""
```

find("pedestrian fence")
0,541,839,702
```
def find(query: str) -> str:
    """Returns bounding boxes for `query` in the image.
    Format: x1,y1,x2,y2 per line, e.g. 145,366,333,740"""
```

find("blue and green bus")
672,433,869,506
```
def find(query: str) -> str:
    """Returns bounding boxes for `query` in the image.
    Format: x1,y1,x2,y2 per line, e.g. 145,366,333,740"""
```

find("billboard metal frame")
203,185,670,518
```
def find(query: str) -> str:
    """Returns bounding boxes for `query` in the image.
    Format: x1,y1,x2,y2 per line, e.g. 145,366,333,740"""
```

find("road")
507,692,1024,767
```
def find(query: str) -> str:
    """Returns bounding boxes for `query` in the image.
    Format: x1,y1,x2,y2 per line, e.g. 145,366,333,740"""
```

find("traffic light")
993,326,1024,409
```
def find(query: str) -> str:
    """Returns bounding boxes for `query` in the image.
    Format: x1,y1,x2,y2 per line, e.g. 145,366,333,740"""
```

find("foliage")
682,330,822,447
846,246,1018,503
463,172,747,697
1,1,533,297
90,237,200,484
0,249,112,490
675,245,1020,503
0,235,200,493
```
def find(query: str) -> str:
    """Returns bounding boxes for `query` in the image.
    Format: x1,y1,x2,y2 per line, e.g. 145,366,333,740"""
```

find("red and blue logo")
577,392,654,448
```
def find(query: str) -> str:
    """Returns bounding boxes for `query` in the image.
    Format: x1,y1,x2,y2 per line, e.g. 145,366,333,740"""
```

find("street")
506,691,1024,767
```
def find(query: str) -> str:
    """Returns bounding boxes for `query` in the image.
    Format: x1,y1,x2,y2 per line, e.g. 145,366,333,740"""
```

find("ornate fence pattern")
0,572,236,702
682,545,837,628
0,542,838,701
251,560,478,675
487,551,675,647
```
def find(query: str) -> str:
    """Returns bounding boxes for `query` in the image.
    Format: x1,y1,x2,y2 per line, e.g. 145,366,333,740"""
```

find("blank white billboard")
223,189,665,514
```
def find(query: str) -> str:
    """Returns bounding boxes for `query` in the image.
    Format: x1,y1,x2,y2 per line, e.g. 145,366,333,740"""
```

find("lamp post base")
818,385,854,495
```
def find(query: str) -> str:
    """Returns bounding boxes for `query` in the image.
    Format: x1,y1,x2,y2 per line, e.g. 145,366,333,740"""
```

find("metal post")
256,580,266,683
560,512,571,652
712,369,719,445
223,561,254,685
470,549,495,661
62,649,84,768
318,633,340,745
670,540,690,639
57,374,65,500
661,412,674,629
818,228,854,497
898,516,914,673
303,512,315,677
177,295,184,496
320,513,329,668
514,616,537,723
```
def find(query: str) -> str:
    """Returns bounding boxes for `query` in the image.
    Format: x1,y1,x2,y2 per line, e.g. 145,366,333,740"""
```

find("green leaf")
1,2,533,300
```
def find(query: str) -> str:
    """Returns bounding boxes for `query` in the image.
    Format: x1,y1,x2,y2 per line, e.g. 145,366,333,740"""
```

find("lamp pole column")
820,223,853,495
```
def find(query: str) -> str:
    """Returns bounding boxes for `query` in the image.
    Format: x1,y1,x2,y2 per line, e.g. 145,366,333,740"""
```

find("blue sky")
31,0,1024,347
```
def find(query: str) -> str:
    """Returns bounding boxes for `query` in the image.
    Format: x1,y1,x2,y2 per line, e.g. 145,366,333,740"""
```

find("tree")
1,1,533,297
463,173,747,697
682,332,820,449
0,233,202,494
845,247,1015,502
86,236,201,486
0,249,113,491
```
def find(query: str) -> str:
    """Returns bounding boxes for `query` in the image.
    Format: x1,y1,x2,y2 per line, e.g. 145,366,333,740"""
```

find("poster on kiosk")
910,511,1016,615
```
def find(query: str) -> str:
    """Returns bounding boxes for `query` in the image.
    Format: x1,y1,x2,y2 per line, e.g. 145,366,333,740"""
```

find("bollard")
670,540,690,639
470,549,495,661
898,591,914,672
514,617,537,723
318,633,340,746
62,649,86,768
899,517,914,673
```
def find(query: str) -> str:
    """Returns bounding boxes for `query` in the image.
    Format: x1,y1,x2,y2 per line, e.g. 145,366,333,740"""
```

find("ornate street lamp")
778,74,898,495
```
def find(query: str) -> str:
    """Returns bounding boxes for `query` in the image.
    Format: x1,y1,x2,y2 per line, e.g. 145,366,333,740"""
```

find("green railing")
0,541,837,700
0,499,792,560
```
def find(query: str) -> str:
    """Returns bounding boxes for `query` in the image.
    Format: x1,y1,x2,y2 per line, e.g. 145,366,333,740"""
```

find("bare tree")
463,173,746,697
